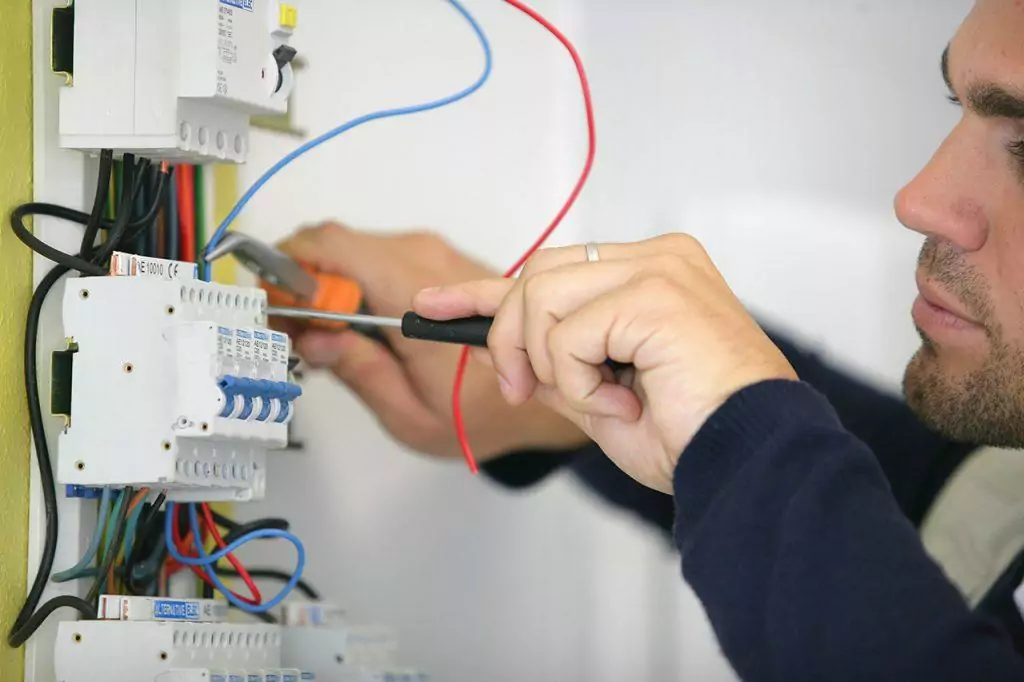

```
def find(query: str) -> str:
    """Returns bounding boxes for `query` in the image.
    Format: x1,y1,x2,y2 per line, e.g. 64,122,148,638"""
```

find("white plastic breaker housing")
54,620,284,682
56,269,299,501
57,0,299,162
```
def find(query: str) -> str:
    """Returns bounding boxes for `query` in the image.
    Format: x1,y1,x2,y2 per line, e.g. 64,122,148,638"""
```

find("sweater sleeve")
676,380,1024,682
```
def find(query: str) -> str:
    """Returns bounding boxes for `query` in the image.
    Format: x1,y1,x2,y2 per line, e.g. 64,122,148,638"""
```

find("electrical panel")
55,255,301,501
56,0,299,162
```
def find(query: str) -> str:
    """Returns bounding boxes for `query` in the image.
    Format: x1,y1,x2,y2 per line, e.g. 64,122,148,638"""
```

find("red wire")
453,0,597,473
168,504,261,606
199,503,264,605
177,165,196,264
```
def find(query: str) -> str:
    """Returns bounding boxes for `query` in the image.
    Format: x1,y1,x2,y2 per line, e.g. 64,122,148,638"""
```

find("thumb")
297,331,440,436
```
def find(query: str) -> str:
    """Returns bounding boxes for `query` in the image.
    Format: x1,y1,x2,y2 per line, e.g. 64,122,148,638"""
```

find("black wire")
122,491,167,595
7,596,98,648
8,158,166,278
6,265,71,647
213,566,321,601
222,518,291,545
86,486,134,605
9,207,107,275
80,150,114,260
7,156,154,646
90,155,143,267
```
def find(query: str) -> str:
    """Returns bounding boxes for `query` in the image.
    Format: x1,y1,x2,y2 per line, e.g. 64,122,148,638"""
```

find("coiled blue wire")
200,0,494,279
163,502,305,614
52,487,113,583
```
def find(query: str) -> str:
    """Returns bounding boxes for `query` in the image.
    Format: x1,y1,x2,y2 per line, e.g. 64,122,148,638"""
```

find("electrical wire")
88,486,134,603
199,503,263,605
194,164,207,278
122,491,168,594
52,487,114,583
177,165,196,264
187,504,303,614
7,596,97,648
7,153,158,645
100,489,129,569
163,502,305,614
200,0,493,276
9,159,156,276
452,0,598,473
80,150,114,260
167,503,260,606
214,566,321,601
8,263,73,647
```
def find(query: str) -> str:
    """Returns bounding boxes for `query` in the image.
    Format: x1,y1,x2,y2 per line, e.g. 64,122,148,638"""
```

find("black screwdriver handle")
401,312,493,348
400,312,631,372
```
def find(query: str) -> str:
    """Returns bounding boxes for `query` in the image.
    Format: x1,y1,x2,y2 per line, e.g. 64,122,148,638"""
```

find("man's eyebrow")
966,84,1024,119
942,44,1024,119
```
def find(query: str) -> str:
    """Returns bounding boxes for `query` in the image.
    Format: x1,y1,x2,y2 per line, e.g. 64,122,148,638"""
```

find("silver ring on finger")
584,242,601,263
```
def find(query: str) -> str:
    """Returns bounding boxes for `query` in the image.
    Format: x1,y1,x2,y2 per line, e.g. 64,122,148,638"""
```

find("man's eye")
948,94,962,106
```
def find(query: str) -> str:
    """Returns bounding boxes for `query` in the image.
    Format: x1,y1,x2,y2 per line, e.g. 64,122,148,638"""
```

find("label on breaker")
98,595,228,622
271,332,289,367
109,252,198,281
234,329,254,361
218,327,235,357
253,330,272,364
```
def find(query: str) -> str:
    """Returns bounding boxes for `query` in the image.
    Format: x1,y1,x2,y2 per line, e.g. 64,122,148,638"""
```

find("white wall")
235,2,973,681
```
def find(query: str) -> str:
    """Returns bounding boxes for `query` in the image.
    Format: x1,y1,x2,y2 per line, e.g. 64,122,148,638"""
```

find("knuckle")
646,252,690,275
520,246,559,278
653,232,706,257
521,270,555,307
633,272,685,300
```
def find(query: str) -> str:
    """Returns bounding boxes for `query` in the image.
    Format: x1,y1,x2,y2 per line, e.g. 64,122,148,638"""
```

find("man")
279,1,1024,678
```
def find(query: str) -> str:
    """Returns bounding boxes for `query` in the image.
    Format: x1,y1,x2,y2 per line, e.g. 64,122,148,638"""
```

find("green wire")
194,165,206,279
100,489,127,568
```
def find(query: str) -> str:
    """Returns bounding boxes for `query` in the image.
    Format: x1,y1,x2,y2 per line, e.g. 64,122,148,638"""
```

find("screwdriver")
267,306,630,370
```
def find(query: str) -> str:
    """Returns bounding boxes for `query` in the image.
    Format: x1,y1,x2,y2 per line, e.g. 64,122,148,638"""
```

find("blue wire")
52,487,113,583
200,0,493,280
163,502,306,614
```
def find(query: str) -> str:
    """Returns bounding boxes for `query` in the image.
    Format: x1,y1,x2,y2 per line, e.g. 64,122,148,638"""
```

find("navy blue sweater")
485,332,1024,680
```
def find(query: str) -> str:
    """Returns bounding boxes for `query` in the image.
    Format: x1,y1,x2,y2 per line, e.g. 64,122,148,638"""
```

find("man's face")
898,0,1024,445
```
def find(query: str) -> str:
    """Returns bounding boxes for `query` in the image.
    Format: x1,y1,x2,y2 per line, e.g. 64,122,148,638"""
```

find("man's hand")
414,234,798,493
276,223,587,461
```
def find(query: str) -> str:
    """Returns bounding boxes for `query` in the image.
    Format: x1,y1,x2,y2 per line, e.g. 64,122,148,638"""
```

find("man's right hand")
276,223,588,462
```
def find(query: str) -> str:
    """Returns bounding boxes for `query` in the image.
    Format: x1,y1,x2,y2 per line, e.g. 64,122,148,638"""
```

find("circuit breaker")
56,0,299,162
55,254,301,501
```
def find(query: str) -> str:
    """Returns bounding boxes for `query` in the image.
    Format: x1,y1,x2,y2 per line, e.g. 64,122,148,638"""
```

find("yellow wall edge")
0,1,36,676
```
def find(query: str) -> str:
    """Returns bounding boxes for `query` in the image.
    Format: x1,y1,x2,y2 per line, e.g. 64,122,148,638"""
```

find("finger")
545,286,672,420
413,279,515,320
487,275,536,406
521,258,681,385
296,330,440,435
